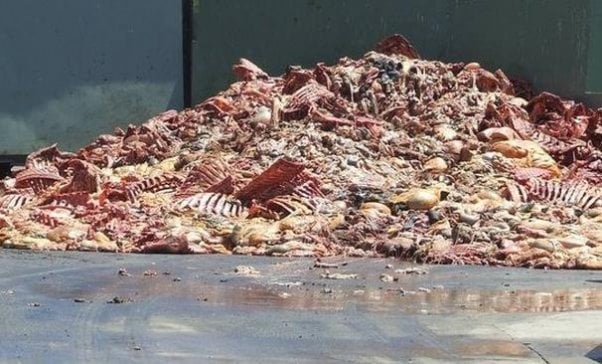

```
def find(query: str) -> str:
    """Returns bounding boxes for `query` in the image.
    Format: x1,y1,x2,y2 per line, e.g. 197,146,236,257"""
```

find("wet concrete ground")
0,250,601,363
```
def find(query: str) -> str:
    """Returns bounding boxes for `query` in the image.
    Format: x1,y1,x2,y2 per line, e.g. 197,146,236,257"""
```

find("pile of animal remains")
2,35,602,269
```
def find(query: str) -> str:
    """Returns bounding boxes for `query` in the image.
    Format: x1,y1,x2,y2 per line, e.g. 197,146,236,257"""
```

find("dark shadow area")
0,162,11,178
182,0,193,107
586,344,602,363
0,155,26,177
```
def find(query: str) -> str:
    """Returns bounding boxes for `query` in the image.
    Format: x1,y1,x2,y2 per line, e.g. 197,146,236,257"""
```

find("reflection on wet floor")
21,255,602,315
39,274,600,314
195,285,602,314
453,340,532,358
381,287,602,314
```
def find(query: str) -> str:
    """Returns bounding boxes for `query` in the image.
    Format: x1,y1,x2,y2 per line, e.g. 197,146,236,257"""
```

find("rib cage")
506,178,602,209
184,158,229,183
234,158,306,203
125,173,184,202
286,81,334,111
179,158,233,196
0,194,35,210
266,195,316,217
15,168,65,194
176,192,246,217
528,129,584,154
291,178,323,199
504,182,530,203
282,81,335,120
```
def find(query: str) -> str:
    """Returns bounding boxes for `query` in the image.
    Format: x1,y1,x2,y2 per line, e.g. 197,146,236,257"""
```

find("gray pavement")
0,250,600,363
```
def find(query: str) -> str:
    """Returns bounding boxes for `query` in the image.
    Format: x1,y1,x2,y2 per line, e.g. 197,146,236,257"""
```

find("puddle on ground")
407,339,533,361
38,281,602,315
29,264,602,315
453,340,531,357
193,285,602,314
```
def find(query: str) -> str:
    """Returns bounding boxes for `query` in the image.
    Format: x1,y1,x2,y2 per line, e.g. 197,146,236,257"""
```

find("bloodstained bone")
234,158,307,203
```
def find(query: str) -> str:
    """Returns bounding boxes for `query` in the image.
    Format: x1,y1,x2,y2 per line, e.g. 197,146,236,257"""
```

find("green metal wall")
0,0,183,156
586,0,602,95
191,0,602,107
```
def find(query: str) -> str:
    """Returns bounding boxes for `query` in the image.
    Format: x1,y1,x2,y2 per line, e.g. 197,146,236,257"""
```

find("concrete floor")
0,250,601,363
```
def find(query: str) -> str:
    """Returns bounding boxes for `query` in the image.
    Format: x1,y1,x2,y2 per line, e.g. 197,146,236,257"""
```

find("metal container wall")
191,0,602,107
0,0,183,155
1,0,601,156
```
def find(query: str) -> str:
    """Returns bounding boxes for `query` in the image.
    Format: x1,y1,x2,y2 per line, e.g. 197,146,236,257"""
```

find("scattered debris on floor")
107,296,132,304
380,273,396,283
320,271,358,280
234,265,260,276
396,267,428,275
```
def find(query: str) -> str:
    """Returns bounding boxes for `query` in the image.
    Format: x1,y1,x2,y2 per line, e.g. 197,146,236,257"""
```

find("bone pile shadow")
1,35,602,269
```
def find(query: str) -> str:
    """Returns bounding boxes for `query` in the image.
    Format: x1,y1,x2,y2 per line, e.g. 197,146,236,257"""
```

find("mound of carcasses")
2,35,602,269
